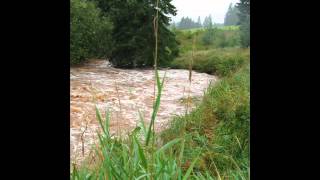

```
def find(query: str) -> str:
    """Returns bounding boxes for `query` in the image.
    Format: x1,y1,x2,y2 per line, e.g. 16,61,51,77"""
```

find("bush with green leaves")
70,0,112,65
93,0,179,68
171,48,249,76
174,28,240,53
201,28,214,45
200,28,240,48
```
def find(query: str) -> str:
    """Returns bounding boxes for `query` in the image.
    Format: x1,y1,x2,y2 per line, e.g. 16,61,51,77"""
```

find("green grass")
178,26,239,33
161,62,250,179
218,25,240,30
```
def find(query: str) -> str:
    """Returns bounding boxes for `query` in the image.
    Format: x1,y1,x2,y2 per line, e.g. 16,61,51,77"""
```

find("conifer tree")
224,3,240,26
237,0,250,47
197,16,202,28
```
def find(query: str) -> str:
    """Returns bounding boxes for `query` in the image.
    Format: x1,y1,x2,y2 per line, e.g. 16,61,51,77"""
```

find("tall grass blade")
95,106,106,135
182,156,200,180
134,135,148,170
72,164,79,180
179,138,185,165
85,174,92,180
104,108,110,138
146,70,166,146
156,138,182,155
211,160,222,180
138,110,147,138
136,173,151,180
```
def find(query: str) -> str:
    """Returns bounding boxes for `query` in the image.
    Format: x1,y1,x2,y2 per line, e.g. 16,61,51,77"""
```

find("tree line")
71,0,179,68
71,0,249,66
200,0,249,48
175,16,202,29
174,15,215,30
174,2,241,30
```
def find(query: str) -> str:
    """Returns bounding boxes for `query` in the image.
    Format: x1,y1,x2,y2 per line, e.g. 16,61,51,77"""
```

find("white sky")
170,0,240,24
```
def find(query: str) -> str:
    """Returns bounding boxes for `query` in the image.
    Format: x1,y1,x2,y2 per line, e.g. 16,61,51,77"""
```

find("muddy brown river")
70,59,217,166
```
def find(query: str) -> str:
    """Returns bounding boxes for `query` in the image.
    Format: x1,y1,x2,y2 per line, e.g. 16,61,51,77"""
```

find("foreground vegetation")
161,62,250,179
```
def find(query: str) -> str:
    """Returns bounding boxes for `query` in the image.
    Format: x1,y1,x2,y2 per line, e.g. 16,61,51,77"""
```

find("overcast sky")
170,0,239,24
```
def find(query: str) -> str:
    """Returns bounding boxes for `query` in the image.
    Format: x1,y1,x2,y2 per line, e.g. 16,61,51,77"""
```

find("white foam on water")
70,59,218,166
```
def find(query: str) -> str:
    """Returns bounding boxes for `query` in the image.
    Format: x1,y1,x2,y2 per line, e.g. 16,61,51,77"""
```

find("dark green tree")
170,21,176,30
177,16,201,29
93,0,179,68
203,15,213,28
237,0,250,47
224,3,240,26
70,0,112,65
197,16,202,28
178,17,185,28
202,15,214,45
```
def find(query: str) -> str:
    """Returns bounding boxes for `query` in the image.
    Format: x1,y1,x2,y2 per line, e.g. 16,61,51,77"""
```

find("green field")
174,27,241,55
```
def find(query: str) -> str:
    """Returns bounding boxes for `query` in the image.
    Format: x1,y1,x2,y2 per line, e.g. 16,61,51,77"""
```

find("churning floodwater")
70,59,217,166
